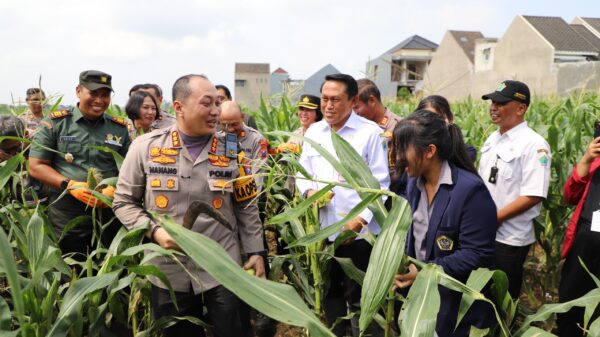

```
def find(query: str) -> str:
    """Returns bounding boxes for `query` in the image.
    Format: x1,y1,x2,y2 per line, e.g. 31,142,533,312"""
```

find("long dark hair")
417,95,454,122
393,109,476,176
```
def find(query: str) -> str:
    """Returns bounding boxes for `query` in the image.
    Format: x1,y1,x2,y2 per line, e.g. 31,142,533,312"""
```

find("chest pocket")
58,137,83,153
434,225,459,257
497,148,518,180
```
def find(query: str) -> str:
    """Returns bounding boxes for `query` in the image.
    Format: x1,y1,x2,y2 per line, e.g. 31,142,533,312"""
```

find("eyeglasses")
26,99,43,104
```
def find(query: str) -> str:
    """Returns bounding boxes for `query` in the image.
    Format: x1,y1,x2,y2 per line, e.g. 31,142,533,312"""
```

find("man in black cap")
29,70,131,257
477,80,551,299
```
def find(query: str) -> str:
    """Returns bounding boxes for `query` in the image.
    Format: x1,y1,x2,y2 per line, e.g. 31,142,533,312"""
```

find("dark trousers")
495,241,531,298
48,193,121,258
152,285,251,337
557,222,600,337
325,239,373,337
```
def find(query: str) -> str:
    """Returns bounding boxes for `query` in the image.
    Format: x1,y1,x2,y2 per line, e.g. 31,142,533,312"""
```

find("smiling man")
297,73,390,336
29,70,130,257
478,80,551,299
113,74,265,337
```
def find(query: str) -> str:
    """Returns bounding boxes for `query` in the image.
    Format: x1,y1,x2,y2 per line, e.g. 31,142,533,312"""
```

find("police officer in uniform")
219,100,268,184
354,79,400,175
113,74,265,337
29,70,130,256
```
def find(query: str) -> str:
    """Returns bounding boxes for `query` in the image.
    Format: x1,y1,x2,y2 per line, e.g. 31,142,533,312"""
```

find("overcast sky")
1,0,598,106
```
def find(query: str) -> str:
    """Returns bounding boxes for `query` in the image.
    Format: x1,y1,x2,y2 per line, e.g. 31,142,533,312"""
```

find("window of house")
483,48,491,63
408,64,417,81
235,79,246,87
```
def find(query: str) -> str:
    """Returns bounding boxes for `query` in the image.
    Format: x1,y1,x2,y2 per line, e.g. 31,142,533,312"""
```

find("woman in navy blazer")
392,110,497,337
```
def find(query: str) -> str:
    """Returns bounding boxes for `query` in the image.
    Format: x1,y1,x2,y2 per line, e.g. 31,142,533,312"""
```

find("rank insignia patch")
150,147,161,157
152,156,176,164
155,195,169,209
212,197,224,209
166,179,176,189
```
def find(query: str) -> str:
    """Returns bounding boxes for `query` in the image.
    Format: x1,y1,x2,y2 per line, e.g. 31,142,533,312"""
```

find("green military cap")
79,70,113,91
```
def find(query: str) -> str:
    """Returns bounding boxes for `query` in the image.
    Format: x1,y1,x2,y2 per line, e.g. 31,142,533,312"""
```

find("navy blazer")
405,163,497,337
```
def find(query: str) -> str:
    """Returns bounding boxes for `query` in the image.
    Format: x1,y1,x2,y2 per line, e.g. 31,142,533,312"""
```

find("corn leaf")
330,130,388,228
399,264,441,337
456,268,508,330
0,296,11,330
158,214,335,337
519,326,556,337
359,196,412,333
268,184,334,225
515,288,600,336
47,271,120,337
0,226,25,324
0,152,23,191
289,193,379,248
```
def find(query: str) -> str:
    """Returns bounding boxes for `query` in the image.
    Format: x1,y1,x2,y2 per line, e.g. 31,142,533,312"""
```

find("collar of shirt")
72,105,107,125
416,160,454,194
316,111,361,133
497,121,528,141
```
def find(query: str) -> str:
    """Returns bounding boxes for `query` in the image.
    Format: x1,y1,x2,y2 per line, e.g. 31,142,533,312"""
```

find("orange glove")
101,185,115,198
67,180,108,208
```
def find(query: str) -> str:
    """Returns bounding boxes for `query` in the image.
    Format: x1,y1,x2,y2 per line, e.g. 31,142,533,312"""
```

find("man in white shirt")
297,74,390,336
478,80,551,299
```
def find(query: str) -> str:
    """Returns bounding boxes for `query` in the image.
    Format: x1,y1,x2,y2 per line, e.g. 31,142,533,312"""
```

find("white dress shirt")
296,112,391,241
478,122,551,246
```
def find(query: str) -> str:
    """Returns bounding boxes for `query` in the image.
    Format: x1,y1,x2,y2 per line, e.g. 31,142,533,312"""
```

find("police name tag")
591,210,600,233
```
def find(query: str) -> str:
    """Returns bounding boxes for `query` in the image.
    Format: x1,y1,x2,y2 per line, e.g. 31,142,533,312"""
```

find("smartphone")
595,120,600,139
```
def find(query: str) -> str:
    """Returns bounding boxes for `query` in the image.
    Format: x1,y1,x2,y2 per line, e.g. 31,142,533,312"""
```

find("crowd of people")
0,69,597,337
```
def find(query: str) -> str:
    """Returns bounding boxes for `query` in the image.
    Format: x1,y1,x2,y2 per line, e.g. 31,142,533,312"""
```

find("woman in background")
125,91,159,140
417,95,477,161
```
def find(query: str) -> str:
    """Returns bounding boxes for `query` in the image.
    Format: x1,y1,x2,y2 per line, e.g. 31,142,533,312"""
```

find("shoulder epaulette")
49,110,71,120
110,116,128,127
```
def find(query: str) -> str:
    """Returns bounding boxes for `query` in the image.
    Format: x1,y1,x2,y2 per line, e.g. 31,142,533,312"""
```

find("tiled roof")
235,63,270,74
581,17,600,35
449,31,484,63
571,24,600,52
523,16,597,53
386,35,438,54
272,67,288,74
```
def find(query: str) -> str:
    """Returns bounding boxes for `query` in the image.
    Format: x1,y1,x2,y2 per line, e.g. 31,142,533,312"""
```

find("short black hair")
321,73,358,99
129,83,163,98
172,74,209,102
26,88,45,100
356,78,381,103
125,91,160,121
215,85,232,100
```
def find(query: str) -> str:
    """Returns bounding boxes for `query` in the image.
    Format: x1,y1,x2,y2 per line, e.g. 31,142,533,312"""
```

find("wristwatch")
60,178,71,190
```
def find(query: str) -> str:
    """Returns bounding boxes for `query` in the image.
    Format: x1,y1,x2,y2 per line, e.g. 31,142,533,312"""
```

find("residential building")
423,15,600,101
367,35,438,100
234,63,270,110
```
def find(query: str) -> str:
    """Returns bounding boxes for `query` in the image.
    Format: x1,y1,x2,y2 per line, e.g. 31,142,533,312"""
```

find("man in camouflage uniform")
219,100,268,185
29,70,131,256
113,74,265,337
